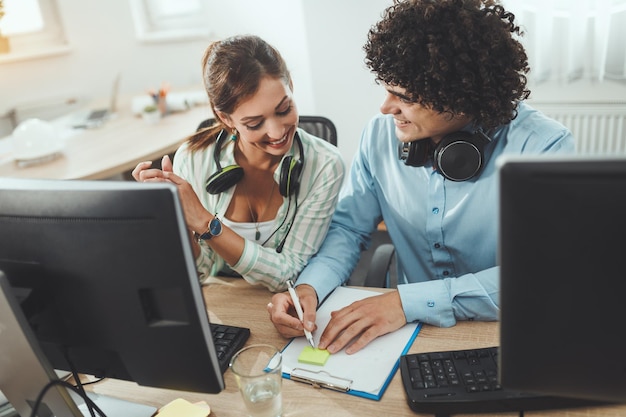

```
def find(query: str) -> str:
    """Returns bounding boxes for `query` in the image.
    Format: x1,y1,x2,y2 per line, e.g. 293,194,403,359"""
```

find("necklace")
244,180,276,241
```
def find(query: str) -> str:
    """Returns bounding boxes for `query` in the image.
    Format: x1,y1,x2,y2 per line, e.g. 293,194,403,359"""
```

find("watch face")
209,217,222,236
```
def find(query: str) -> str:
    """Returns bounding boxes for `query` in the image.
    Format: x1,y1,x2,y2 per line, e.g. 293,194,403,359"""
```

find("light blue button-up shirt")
297,102,574,327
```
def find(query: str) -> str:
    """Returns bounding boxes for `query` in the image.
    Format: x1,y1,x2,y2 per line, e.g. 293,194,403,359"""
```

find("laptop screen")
498,155,626,403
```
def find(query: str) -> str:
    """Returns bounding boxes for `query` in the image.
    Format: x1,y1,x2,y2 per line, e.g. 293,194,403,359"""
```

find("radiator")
530,102,626,155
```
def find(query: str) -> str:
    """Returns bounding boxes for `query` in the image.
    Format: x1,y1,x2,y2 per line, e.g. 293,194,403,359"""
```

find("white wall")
1,0,625,165
300,0,393,163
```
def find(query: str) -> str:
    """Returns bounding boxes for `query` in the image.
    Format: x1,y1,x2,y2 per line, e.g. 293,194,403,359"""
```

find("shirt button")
432,207,439,214
427,300,435,307
434,243,441,249
443,270,449,276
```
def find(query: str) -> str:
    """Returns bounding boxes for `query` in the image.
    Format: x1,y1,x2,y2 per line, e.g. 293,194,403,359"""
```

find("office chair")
298,116,337,146
363,243,396,288
196,118,214,131
196,115,337,146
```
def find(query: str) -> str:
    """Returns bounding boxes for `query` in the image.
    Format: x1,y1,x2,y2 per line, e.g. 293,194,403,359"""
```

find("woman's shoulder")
173,137,219,175
175,138,215,159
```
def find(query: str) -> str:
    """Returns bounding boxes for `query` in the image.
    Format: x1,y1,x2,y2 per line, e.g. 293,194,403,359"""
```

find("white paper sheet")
280,286,420,399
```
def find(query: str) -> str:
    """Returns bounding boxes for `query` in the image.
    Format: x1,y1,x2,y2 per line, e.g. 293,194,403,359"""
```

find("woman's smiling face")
226,76,299,160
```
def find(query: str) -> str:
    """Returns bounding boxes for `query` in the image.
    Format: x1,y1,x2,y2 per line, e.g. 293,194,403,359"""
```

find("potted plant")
141,104,160,124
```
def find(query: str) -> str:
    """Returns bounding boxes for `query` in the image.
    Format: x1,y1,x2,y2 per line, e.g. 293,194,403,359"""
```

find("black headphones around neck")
205,130,305,197
398,130,491,181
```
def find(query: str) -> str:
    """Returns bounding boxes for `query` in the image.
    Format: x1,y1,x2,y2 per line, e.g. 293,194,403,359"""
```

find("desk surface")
86,277,626,417
0,102,212,180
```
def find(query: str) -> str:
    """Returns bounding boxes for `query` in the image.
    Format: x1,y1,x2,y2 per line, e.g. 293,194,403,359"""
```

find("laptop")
498,155,626,404
74,74,120,129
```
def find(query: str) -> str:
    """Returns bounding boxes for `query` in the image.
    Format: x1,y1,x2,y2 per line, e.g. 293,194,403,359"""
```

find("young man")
268,0,574,354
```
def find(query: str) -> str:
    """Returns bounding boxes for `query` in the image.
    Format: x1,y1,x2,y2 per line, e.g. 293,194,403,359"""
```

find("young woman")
132,35,344,291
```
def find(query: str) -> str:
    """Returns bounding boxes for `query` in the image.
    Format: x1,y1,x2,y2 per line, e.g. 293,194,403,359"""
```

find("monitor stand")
0,274,157,417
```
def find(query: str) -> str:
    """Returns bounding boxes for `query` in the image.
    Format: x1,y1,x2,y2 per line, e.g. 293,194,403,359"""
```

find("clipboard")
280,286,421,400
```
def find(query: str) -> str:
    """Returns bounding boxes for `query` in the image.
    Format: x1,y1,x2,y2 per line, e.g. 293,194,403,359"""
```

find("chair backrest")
298,116,337,146
196,116,337,146
197,118,215,131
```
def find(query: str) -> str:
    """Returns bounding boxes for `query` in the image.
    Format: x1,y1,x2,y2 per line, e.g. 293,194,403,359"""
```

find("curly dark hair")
364,0,530,129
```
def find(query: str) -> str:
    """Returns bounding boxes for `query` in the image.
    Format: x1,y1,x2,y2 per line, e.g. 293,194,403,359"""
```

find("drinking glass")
229,344,283,417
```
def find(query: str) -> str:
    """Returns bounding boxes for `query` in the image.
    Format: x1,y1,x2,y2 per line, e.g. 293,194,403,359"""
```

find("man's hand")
317,290,406,355
268,284,318,339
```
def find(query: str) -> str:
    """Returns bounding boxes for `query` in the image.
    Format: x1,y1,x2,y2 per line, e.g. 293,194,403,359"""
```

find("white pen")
286,279,315,348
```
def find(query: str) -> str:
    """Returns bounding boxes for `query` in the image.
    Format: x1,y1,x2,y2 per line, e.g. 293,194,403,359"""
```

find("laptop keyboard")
400,346,603,415
210,323,250,374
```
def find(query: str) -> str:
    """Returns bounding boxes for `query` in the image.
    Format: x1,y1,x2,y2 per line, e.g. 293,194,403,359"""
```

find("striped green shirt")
174,128,345,291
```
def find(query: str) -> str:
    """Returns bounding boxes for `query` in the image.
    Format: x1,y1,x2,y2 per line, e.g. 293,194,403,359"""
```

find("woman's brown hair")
187,35,292,151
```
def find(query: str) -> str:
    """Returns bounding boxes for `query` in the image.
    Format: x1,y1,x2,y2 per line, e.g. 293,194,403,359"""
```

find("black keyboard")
400,346,604,415
210,323,250,373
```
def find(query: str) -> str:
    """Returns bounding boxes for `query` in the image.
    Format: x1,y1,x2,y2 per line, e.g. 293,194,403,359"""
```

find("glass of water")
229,344,283,417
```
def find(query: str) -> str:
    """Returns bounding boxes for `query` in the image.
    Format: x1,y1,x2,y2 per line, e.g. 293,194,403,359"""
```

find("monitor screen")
0,179,224,414
498,155,626,403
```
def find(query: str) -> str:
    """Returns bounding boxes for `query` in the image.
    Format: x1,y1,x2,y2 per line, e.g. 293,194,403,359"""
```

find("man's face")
380,84,471,144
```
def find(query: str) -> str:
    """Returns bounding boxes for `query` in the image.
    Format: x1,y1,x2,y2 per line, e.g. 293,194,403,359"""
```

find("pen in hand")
286,280,315,348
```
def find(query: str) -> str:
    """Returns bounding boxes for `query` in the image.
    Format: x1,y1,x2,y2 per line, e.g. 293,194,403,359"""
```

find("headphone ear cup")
434,131,486,181
205,164,244,194
278,156,303,197
399,140,433,167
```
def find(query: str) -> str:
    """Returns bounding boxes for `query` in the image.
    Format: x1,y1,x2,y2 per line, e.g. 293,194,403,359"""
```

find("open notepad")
280,286,421,400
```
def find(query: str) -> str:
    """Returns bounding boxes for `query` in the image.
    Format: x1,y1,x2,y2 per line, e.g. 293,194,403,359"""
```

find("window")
0,0,69,63
504,0,626,84
0,0,44,35
130,0,213,43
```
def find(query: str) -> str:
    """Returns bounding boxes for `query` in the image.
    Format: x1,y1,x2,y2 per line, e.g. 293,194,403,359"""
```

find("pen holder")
157,96,167,117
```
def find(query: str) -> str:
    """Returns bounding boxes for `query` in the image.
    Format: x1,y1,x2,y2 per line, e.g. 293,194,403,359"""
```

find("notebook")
280,286,421,400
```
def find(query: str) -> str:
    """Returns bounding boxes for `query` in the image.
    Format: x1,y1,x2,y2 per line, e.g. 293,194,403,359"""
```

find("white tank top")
222,217,278,244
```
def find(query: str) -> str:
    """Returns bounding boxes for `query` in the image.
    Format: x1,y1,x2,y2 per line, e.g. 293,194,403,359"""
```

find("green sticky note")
298,346,330,366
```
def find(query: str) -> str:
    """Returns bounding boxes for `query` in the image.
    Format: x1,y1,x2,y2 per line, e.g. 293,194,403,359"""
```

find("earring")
230,129,237,141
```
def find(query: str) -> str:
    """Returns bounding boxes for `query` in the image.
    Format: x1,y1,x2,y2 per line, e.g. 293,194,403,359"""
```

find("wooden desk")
88,278,625,417
0,103,212,180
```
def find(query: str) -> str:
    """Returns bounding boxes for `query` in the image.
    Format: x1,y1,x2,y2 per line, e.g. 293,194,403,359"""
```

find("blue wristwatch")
194,215,222,242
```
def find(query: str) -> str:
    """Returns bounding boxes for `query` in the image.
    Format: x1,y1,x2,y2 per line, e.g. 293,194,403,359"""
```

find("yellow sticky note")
298,346,330,366
155,398,210,417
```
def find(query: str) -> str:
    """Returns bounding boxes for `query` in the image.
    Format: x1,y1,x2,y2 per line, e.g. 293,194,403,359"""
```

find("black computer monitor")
498,155,626,404
0,179,224,415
